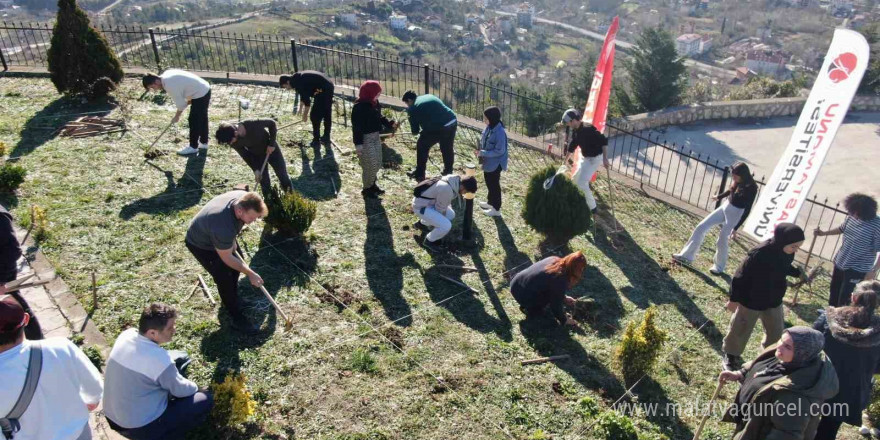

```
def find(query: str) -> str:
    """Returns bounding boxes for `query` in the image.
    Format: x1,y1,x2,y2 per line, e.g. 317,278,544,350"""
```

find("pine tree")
521,165,592,242
619,28,687,113
47,0,123,98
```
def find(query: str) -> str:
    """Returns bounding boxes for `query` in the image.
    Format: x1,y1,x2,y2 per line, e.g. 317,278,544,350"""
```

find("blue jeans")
109,391,214,440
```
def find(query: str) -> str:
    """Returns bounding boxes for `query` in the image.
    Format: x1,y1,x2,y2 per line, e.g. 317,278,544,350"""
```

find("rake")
234,247,294,330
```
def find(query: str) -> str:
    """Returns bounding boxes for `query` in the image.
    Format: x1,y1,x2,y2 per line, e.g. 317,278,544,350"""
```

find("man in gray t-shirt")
185,191,267,333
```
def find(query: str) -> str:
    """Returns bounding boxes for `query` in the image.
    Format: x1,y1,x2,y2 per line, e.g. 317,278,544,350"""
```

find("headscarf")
764,223,806,251
357,80,382,107
483,106,502,128
783,326,824,368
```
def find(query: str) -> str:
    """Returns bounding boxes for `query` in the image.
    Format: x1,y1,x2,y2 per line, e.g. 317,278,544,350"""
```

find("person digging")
142,70,212,156
215,119,293,195
184,191,267,334
279,71,335,147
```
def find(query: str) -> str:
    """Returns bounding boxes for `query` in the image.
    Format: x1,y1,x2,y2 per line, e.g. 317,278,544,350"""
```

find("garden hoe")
791,233,819,305
234,247,294,331
255,152,271,190
692,378,726,440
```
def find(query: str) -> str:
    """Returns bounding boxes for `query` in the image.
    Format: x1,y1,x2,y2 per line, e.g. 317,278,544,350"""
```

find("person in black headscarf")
718,326,839,440
721,223,806,371
475,106,508,217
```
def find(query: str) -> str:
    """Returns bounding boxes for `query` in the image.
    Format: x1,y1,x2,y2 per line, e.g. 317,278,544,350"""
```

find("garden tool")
792,233,819,305
604,167,623,234
148,121,174,151
234,247,294,331
256,151,271,189
692,379,726,440
543,165,568,190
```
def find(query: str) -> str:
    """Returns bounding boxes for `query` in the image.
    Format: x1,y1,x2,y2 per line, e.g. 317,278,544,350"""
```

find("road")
97,0,124,15
492,10,735,80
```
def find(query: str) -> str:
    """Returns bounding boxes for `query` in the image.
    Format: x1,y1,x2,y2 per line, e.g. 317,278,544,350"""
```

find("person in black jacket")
0,204,43,339
280,71,335,146
215,119,292,195
510,251,586,327
721,223,805,371
351,80,397,199
812,280,880,440
561,109,609,214
673,162,758,275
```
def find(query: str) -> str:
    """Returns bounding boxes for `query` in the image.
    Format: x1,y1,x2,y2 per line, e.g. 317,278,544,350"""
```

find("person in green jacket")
401,90,457,182
718,326,839,440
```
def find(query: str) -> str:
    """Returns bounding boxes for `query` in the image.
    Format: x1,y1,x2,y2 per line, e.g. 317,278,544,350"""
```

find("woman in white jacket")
412,174,478,245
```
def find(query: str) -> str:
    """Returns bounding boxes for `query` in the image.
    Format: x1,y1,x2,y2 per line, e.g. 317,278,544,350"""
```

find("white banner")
744,29,870,241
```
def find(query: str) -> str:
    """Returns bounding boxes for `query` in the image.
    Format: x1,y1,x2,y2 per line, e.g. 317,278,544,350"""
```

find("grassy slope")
0,77,851,440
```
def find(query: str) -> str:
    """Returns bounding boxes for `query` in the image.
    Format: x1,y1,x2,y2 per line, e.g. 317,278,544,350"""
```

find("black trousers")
813,417,844,440
829,265,866,306
309,89,334,141
484,165,503,210
246,146,292,195
185,241,244,322
414,123,456,181
188,90,211,148
1,269,43,340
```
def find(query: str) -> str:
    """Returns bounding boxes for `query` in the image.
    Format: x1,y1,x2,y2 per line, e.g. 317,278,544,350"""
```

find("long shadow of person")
199,229,318,384
364,198,417,326
493,217,532,276
573,265,623,337
11,96,115,158
288,139,341,201
630,376,696,440
466,221,513,341
519,318,625,397
589,226,725,354
119,153,207,219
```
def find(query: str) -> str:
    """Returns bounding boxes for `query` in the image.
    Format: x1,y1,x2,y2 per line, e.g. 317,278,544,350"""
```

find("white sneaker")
198,142,209,150
177,145,199,156
482,207,502,217
478,201,491,210
859,426,870,435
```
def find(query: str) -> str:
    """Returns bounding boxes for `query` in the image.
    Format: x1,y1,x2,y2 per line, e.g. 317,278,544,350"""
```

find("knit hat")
0,295,26,335
561,108,581,123
783,326,824,367
357,80,382,106
483,106,502,127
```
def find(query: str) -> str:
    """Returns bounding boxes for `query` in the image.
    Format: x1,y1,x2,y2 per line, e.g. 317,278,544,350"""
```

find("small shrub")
528,429,551,440
522,165,591,242
264,185,317,237
576,396,600,419
615,306,667,384
81,345,103,372
30,205,50,242
594,410,638,440
0,141,7,157
211,372,257,427
348,347,378,374
867,378,880,427
0,164,26,192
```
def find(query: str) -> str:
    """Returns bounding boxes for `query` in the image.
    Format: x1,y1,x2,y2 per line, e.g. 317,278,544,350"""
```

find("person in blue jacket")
475,106,508,217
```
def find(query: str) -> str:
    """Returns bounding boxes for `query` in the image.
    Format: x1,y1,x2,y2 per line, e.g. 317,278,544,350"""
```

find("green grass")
0,77,852,440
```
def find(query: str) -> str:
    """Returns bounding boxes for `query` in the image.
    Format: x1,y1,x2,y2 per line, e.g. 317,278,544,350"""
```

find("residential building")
497,16,514,33
516,2,534,28
425,15,442,26
389,14,408,30
338,12,358,27
746,50,788,76
675,33,701,57
699,36,712,55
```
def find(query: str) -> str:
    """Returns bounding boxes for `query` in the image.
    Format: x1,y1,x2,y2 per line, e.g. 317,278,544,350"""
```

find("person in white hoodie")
143,70,212,157
103,303,213,440
412,174,478,246
0,295,103,440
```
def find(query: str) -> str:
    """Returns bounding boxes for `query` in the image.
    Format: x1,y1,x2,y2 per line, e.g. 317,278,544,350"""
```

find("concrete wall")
612,94,880,132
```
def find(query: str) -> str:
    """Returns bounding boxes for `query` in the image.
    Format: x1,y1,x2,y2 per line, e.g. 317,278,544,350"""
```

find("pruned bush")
0,164,26,193
594,410,638,440
867,378,880,428
264,185,317,236
47,0,123,98
522,165,592,242
615,306,667,384
211,372,257,427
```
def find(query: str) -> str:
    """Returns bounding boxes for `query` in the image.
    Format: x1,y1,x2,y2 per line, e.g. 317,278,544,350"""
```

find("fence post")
715,166,729,209
290,39,298,73
423,64,429,95
148,28,161,71
0,47,7,72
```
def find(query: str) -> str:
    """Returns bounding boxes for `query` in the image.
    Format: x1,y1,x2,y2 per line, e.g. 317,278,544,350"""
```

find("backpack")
0,342,43,440
413,176,443,199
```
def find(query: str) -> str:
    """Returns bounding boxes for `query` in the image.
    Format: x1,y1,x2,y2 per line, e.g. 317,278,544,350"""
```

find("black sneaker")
413,220,429,232
406,170,422,181
370,184,385,194
421,237,445,252
722,353,743,372
320,135,331,144
361,188,379,199
310,138,321,148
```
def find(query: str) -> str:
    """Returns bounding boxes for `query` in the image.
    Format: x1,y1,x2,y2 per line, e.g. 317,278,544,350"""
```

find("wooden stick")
5,273,35,289
256,152,271,188
692,380,725,440
278,120,304,131
436,274,477,293
91,271,98,310
184,280,200,301
234,249,292,328
197,275,216,306
521,355,570,366
3,279,51,294
605,167,622,234
148,122,174,150
436,264,478,272
793,233,819,305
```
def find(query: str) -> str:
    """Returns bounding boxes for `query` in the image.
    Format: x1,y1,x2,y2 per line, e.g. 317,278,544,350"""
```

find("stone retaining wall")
612,95,880,132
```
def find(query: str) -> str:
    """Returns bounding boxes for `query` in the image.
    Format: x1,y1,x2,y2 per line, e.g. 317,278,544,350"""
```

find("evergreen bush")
263,185,317,237
522,165,592,242
867,378,880,428
211,372,256,427
0,164,26,192
594,410,638,440
47,0,123,98
615,306,667,384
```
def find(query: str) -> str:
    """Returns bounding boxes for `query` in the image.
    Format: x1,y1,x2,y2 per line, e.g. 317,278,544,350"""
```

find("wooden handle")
521,355,570,366
234,248,292,324
148,122,174,150
4,279,50,293
793,233,819,305
692,380,725,440
197,275,216,305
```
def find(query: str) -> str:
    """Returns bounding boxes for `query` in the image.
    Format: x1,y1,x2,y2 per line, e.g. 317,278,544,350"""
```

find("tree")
618,28,687,113
858,25,880,96
567,55,596,109
47,0,123,99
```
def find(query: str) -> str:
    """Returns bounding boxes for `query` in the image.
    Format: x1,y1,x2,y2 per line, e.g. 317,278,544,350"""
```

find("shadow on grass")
289,139,341,201
364,198,417,326
493,216,531,276
199,230,317,384
519,318,624,397
11,95,115,158
467,221,513,341
574,265,623,337
118,153,207,220
590,224,725,355
630,376,696,440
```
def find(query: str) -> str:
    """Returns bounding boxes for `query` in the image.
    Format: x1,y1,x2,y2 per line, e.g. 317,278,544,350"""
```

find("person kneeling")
412,174,477,247
104,303,214,440
510,252,586,327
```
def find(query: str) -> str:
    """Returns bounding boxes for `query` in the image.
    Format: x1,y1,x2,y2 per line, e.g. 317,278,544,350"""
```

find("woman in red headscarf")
351,80,398,198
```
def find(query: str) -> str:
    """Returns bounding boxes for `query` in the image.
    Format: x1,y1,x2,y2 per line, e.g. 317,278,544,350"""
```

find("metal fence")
0,21,849,262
